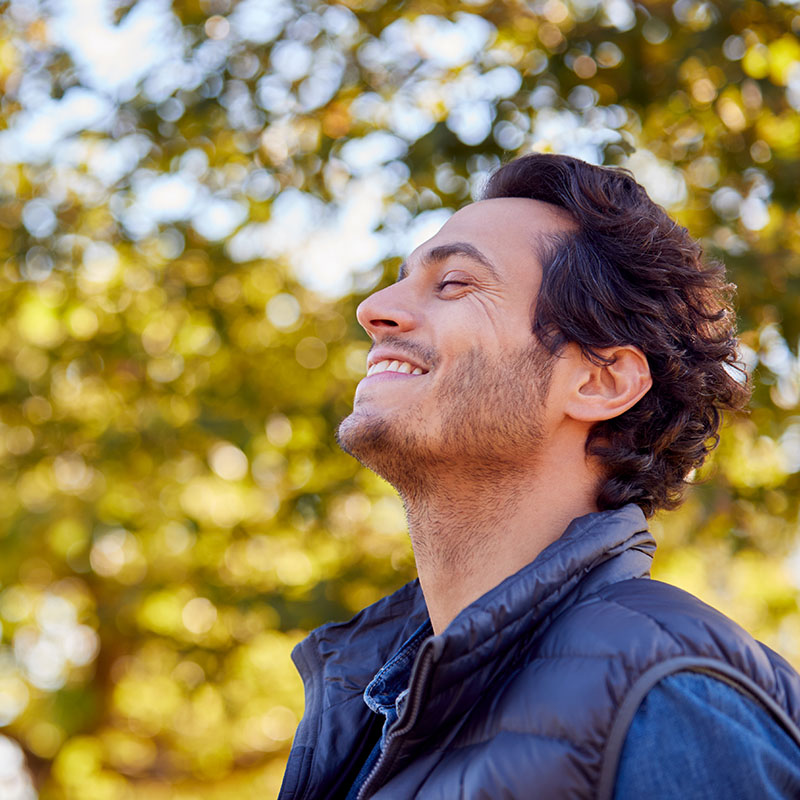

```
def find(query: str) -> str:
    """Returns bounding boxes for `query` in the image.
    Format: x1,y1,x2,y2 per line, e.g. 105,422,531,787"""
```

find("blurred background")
1,0,800,796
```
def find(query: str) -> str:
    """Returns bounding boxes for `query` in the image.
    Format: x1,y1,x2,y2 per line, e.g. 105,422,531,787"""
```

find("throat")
401,474,530,633
404,478,522,569
401,466,598,635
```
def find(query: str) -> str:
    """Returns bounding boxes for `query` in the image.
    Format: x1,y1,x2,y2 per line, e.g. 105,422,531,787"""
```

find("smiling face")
336,197,575,491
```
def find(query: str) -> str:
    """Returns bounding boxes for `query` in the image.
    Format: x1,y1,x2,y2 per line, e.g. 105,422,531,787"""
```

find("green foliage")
1,0,800,796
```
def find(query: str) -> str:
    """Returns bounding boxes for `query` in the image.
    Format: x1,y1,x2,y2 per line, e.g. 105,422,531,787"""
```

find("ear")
563,345,652,422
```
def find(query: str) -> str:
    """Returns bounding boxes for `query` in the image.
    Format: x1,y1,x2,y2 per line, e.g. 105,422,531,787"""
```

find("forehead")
411,197,574,283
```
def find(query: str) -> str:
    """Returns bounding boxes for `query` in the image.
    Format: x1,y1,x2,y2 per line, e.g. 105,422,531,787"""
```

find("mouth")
365,358,428,377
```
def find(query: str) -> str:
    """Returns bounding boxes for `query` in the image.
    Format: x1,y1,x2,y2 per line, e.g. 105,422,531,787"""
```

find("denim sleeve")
613,672,800,799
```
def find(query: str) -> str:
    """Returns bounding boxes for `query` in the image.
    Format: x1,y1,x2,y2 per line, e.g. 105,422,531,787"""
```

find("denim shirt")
347,625,800,799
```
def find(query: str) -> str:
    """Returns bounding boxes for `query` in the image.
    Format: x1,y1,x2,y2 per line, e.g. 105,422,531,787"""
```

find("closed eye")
437,280,469,290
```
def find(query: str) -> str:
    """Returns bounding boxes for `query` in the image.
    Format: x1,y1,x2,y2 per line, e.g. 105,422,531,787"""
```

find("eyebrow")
397,242,501,282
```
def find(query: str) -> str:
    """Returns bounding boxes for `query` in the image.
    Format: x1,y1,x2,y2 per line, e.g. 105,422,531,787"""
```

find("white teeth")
367,359,426,376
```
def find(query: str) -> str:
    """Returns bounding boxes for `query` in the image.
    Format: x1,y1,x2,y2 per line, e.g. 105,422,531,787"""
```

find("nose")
356,283,418,339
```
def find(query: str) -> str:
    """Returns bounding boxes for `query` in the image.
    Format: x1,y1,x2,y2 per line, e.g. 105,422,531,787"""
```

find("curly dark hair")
482,153,750,517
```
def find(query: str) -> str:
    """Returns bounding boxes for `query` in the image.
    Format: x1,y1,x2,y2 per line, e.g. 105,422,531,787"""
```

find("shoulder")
550,578,800,798
484,577,794,724
545,577,779,672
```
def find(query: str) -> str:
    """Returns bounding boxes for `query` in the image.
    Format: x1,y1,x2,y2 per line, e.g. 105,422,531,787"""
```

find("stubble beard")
336,343,555,501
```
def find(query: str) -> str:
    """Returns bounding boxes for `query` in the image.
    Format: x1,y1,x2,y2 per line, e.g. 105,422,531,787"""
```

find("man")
279,154,800,799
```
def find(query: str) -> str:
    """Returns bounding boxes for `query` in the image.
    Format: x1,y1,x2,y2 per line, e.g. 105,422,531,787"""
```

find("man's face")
336,197,573,488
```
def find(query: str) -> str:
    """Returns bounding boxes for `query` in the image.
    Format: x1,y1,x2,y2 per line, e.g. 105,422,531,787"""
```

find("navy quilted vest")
280,505,800,799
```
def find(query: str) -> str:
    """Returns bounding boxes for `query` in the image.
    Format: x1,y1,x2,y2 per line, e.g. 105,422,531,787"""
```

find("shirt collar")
364,620,433,728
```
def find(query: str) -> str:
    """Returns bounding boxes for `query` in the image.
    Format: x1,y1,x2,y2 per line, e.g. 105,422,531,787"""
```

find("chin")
336,408,389,462
336,409,427,494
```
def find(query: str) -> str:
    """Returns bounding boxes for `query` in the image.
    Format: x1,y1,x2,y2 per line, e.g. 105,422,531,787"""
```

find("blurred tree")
0,0,799,797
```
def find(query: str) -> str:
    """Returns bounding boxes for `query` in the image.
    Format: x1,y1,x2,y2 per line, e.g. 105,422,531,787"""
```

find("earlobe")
565,346,652,422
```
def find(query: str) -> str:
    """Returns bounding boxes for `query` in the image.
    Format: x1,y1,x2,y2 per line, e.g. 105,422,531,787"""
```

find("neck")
401,451,598,635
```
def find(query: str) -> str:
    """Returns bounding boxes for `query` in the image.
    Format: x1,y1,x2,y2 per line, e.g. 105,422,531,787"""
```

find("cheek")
448,296,509,346
484,304,536,353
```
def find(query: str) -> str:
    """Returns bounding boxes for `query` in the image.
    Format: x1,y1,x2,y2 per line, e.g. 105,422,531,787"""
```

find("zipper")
357,638,437,800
